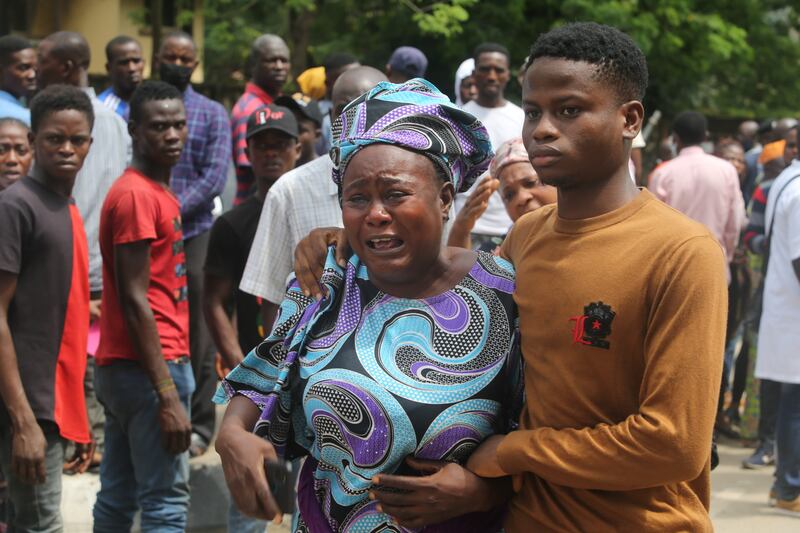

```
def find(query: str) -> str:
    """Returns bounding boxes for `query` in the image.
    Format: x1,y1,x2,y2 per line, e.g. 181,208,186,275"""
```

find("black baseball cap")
274,94,324,127
246,104,298,140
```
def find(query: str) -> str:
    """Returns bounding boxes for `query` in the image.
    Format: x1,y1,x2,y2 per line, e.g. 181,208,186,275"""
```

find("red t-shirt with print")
96,168,189,365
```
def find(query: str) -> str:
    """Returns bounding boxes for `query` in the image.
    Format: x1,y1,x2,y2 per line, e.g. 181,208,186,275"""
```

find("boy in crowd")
0,85,95,531
93,81,193,533
204,104,301,533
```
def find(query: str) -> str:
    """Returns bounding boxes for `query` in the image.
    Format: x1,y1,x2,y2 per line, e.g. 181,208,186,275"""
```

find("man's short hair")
323,53,359,73
29,84,95,134
129,80,183,123
672,111,707,146
527,22,648,103
105,35,139,62
473,42,510,64
0,35,33,66
160,30,195,53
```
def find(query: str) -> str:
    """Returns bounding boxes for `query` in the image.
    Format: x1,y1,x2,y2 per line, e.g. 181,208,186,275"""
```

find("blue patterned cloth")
330,79,493,193
216,249,521,532
171,86,231,240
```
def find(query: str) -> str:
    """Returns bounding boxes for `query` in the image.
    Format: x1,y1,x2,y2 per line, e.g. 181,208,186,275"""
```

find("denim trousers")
0,421,63,533
93,359,195,533
774,382,800,501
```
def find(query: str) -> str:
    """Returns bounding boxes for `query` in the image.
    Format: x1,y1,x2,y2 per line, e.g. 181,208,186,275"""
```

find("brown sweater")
497,189,727,532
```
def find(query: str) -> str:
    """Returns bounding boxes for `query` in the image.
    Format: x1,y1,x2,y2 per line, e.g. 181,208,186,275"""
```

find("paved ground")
711,442,798,531
59,440,796,531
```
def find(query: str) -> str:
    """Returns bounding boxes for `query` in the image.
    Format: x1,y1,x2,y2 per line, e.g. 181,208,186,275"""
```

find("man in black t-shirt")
204,105,301,370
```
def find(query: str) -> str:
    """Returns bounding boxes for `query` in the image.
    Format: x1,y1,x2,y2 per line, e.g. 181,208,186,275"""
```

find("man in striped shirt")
231,34,290,204
98,35,145,122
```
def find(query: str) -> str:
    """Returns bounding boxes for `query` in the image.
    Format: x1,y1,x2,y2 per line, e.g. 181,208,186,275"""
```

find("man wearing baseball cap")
386,46,428,83
204,104,301,529
275,93,323,166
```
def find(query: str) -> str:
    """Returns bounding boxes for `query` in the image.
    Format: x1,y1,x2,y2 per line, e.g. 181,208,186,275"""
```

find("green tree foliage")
195,0,800,118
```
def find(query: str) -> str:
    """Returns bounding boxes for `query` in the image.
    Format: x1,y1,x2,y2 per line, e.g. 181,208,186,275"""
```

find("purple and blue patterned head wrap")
329,78,493,193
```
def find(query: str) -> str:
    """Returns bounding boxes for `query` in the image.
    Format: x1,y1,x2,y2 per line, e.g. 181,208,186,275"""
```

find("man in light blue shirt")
0,35,36,125
98,35,145,121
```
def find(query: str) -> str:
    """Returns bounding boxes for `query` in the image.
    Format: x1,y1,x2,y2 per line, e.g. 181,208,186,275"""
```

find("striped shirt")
72,88,131,293
230,82,273,205
172,86,231,240
239,156,341,303
98,87,130,121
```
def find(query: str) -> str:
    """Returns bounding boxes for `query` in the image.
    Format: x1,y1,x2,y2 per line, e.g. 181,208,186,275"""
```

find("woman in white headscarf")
454,58,477,107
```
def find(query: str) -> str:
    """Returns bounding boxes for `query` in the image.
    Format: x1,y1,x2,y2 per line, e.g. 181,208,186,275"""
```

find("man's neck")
556,167,639,220
253,177,276,202
131,156,171,186
253,80,280,99
476,94,506,108
113,84,134,101
31,167,74,198
0,85,22,99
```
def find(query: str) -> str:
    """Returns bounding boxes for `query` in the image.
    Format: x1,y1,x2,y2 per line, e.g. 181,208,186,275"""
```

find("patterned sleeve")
213,279,315,454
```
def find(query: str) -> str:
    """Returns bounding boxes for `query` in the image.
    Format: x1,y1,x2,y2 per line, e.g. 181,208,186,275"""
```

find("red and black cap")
246,104,299,140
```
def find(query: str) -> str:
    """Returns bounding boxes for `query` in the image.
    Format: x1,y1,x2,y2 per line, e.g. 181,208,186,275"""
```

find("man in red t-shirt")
0,86,95,531
94,80,193,533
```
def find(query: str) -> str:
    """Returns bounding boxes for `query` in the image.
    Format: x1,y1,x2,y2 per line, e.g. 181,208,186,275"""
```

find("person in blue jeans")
93,81,194,532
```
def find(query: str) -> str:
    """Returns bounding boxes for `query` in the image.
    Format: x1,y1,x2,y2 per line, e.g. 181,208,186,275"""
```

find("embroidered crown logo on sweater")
569,301,616,349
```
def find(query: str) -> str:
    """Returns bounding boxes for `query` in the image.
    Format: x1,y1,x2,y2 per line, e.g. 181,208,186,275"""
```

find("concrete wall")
28,0,205,82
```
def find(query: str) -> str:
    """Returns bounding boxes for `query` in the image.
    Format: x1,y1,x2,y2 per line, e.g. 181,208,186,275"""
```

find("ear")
127,120,136,140
621,100,644,141
63,59,75,79
105,62,111,74
439,181,455,219
294,140,302,159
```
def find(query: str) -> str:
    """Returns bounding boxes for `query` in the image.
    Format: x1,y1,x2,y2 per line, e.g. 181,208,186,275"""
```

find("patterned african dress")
216,249,521,532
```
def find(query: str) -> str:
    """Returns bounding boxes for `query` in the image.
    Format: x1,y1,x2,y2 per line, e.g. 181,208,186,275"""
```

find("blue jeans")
774,382,800,501
0,422,63,532
228,503,267,533
93,360,195,533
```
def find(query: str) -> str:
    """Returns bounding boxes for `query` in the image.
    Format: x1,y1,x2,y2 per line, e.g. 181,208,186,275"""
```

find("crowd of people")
0,18,797,533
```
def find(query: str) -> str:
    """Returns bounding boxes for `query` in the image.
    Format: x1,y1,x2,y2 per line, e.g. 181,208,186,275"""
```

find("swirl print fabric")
216,249,521,532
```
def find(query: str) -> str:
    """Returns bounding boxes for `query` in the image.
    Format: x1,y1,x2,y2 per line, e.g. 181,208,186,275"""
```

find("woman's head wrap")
454,58,475,106
489,137,532,182
329,78,493,193
759,140,786,164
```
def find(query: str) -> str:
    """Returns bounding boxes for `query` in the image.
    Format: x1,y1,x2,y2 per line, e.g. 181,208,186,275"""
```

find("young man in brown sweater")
464,22,728,531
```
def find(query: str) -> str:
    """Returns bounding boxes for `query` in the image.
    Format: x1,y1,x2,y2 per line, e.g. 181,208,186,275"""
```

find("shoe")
769,489,777,507
189,432,208,458
715,413,740,439
742,442,775,469
775,495,800,516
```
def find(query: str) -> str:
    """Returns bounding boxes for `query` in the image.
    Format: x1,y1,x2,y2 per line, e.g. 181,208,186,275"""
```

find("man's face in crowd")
473,52,510,102
0,121,33,189
130,98,187,168
32,109,92,182
253,40,290,94
247,129,301,183
158,37,197,70
296,116,320,162
718,144,746,183
1,48,37,98
108,41,145,95
521,57,641,190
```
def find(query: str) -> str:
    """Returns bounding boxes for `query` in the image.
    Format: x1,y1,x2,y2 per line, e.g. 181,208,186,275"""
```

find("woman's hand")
293,227,348,299
465,434,507,478
447,175,499,249
369,456,509,529
215,420,283,523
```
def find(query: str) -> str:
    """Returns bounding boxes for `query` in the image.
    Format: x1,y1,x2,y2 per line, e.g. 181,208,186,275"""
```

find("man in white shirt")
457,42,524,245
240,66,388,326
755,158,800,515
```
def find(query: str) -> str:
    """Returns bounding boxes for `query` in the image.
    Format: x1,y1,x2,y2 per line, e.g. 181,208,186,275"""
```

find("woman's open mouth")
366,236,404,252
